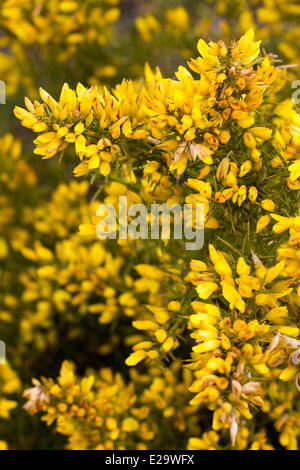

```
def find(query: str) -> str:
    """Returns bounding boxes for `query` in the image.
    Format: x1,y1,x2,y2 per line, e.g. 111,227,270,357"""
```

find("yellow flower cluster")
0,1,121,98
1,1,300,450
2,1,119,63
23,360,198,450
183,243,300,444
211,0,300,68
13,29,300,449
15,29,300,205
0,0,120,51
0,363,21,450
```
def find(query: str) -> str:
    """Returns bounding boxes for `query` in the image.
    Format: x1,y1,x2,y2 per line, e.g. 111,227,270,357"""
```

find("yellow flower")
288,160,300,182
125,350,147,366
256,215,270,234
196,282,218,299
231,28,261,65
122,417,139,432
261,199,275,212
221,282,245,313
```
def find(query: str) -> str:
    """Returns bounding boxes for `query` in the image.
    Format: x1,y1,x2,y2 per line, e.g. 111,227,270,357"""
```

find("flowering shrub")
1,0,300,451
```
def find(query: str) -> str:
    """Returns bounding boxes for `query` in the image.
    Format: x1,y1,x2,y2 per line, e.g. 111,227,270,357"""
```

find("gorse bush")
0,0,300,451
